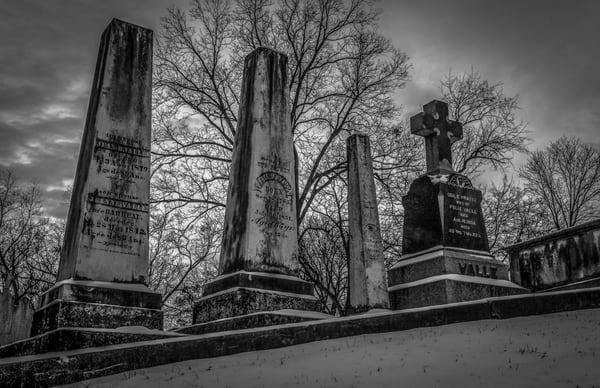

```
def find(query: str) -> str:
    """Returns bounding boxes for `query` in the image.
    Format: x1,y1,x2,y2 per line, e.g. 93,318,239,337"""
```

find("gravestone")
347,133,389,313
388,100,527,309
31,19,162,336
192,48,320,324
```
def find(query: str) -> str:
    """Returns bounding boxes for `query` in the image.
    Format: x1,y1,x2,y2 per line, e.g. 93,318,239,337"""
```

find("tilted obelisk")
347,133,389,313
31,19,162,335
193,48,320,324
387,100,526,309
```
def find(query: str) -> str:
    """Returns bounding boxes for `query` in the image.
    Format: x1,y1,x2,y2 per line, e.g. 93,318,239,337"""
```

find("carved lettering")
81,134,150,256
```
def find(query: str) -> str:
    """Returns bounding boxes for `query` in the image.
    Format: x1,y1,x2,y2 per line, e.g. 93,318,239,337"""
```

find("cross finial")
410,100,463,174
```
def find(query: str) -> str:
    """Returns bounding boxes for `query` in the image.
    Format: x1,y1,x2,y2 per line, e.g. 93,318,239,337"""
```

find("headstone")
387,100,527,309
31,19,162,336
192,47,320,324
346,133,389,313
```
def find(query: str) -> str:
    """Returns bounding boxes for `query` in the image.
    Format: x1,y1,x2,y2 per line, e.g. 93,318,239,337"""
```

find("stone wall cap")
504,218,600,251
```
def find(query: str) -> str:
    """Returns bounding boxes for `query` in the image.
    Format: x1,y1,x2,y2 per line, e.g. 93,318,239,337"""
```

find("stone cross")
410,100,463,173
347,133,389,313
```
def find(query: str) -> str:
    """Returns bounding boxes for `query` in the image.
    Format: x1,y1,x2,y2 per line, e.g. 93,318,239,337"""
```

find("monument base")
0,327,183,358
193,271,321,324
388,246,528,310
178,309,331,335
31,279,163,336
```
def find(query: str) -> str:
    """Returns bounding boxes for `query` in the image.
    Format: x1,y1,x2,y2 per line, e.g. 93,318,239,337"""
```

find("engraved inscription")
251,171,295,242
258,152,290,173
458,262,498,279
446,190,482,239
81,134,149,256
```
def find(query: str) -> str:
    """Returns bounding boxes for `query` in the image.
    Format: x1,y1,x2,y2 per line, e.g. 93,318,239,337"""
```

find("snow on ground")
65,308,600,388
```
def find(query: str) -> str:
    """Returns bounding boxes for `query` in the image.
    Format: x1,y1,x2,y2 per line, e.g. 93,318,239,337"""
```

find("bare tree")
482,176,551,262
0,169,60,305
148,201,220,326
149,0,411,314
152,0,410,225
442,70,529,176
520,136,600,230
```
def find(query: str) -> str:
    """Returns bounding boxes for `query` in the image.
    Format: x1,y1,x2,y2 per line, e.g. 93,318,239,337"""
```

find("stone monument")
347,133,389,313
192,48,320,324
387,100,527,309
31,19,162,335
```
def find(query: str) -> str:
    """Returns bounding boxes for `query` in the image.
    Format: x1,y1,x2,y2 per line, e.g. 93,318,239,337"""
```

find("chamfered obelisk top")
410,100,463,174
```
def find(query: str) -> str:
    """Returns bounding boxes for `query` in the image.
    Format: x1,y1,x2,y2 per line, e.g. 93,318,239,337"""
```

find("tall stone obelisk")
347,134,389,313
193,48,320,324
31,19,162,335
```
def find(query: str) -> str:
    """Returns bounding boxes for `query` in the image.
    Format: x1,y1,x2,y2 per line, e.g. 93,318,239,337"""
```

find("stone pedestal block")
388,247,527,309
389,276,527,310
193,272,320,323
31,280,162,336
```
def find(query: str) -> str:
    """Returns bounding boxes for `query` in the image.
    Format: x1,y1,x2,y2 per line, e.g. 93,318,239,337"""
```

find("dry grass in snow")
66,308,600,388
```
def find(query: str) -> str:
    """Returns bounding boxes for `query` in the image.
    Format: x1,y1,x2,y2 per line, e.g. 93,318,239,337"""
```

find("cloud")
0,0,598,219
380,0,600,153
0,0,188,219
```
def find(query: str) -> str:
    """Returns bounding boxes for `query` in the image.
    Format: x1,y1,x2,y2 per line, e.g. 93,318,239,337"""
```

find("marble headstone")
31,19,162,336
193,48,320,324
347,133,389,312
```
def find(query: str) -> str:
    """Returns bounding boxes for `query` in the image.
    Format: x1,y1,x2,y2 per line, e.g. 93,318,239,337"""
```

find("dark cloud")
0,0,187,218
380,0,600,147
0,0,598,218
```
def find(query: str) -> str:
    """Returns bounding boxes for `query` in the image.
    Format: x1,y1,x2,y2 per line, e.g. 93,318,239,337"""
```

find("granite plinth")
31,279,163,336
31,300,163,336
388,246,509,285
177,310,330,335
389,275,527,310
38,279,161,310
0,327,183,358
193,285,321,324
387,247,527,310
202,271,314,296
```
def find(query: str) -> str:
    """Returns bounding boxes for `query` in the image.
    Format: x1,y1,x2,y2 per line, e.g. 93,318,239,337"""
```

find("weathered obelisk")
347,134,389,313
193,48,320,324
31,19,162,335
387,100,526,309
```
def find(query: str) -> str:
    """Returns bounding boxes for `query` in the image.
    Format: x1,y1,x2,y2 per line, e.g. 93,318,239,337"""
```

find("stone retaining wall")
507,219,600,291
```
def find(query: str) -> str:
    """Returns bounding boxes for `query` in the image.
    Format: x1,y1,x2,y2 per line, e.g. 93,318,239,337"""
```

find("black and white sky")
0,0,598,219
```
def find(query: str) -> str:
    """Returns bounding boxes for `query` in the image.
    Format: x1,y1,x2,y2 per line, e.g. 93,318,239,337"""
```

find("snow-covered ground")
66,308,600,387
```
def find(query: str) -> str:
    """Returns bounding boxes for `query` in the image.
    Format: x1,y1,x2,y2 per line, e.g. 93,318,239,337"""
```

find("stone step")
3,287,600,386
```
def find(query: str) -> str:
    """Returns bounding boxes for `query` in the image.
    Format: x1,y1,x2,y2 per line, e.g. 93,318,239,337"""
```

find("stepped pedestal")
389,100,528,310
388,246,526,309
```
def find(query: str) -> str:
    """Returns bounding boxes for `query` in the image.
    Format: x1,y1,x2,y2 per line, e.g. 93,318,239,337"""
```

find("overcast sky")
0,0,598,219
